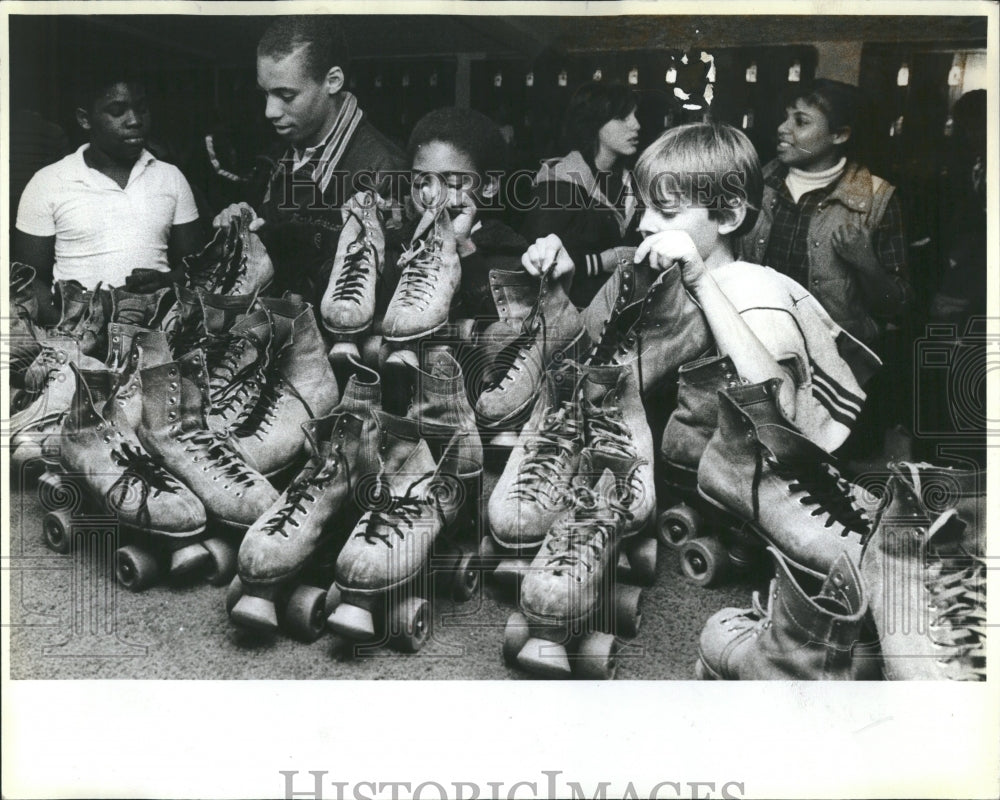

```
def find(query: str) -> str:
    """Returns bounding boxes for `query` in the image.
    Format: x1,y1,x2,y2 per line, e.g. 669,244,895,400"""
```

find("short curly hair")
407,107,508,178
257,16,350,82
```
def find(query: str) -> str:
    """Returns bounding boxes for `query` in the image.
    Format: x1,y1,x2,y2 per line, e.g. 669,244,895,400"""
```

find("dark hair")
257,16,350,82
407,107,508,178
952,89,986,133
783,78,863,156
73,65,144,113
636,122,763,237
562,81,638,162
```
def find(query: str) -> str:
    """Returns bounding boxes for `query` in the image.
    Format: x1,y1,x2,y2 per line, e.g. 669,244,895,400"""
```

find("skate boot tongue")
757,422,833,466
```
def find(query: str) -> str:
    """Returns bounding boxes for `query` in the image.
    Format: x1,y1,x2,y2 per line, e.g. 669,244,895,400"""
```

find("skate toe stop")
327,603,375,639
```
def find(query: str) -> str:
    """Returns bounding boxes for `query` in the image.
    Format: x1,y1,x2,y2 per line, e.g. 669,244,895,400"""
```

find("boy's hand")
212,202,264,232
450,195,479,258
522,234,574,279
831,223,877,269
634,230,709,289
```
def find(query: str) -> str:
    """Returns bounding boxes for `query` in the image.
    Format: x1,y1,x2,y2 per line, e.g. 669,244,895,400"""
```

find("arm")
831,194,912,320
12,229,59,325
635,231,798,421
522,180,613,279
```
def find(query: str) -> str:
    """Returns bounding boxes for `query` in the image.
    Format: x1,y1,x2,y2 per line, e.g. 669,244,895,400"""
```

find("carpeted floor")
8,463,763,681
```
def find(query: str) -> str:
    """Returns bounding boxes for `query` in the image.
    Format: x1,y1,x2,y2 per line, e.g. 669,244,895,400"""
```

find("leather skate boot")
227,206,275,296
183,223,242,294
230,411,365,636
328,411,460,648
698,380,869,577
64,283,111,360
163,286,207,358
9,263,45,388
579,361,656,539
235,295,340,478
488,364,585,561
108,334,174,432
582,259,712,397
661,355,744,475
383,209,461,342
508,464,638,679
137,352,278,528
55,365,207,540
321,192,384,338
406,347,483,475
9,350,85,471
860,463,986,680
111,285,174,328
52,280,94,336
696,547,875,680
204,309,272,434
23,338,106,395
476,269,588,430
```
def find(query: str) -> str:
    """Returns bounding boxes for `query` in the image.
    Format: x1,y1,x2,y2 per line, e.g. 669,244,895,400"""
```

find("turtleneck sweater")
784,157,846,203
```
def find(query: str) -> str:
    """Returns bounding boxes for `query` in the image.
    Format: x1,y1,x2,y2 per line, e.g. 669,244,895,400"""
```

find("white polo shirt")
16,144,199,290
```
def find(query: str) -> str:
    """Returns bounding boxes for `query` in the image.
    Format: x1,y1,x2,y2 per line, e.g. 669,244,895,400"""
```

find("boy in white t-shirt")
14,68,204,323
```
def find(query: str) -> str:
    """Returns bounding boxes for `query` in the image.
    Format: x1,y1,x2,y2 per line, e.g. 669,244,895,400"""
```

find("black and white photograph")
2,2,997,798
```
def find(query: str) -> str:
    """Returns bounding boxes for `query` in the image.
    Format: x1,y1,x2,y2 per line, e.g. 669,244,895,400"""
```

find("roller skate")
485,363,585,590
861,462,986,680
321,191,385,366
502,461,643,680
382,208,461,343
695,547,876,680
697,380,870,578
136,351,279,532
227,411,365,641
656,355,765,586
475,268,587,431
38,364,228,593
234,294,340,481
325,412,481,653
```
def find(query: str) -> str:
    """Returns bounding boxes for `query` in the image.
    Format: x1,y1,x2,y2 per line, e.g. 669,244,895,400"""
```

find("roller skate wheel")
42,509,74,555
451,552,480,602
613,584,643,639
517,637,572,679
389,597,431,653
621,536,658,586
169,542,213,579
37,470,64,496
202,538,238,586
116,545,160,593
231,594,279,633
658,504,700,549
574,632,619,680
225,576,244,615
283,585,328,643
327,602,375,639
679,537,728,587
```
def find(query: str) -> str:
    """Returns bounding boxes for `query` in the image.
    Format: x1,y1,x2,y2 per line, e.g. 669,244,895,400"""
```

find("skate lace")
206,332,267,421
330,210,379,304
582,400,634,459
489,316,546,390
176,428,259,489
510,404,580,504
395,234,443,309
184,229,230,291
166,312,207,359
924,514,987,680
235,340,312,438
359,472,435,546
766,456,869,537
541,486,627,577
107,442,181,529
261,445,350,537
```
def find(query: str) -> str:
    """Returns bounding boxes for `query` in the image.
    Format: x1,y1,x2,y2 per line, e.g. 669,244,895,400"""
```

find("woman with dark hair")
521,81,642,306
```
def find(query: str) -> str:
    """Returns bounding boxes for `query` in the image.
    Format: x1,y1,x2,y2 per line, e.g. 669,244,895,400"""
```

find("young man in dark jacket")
213,16,406,304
